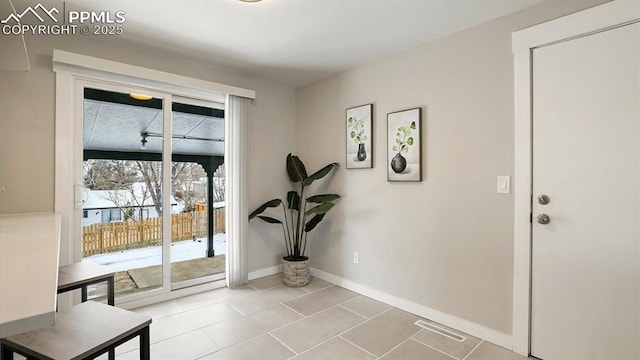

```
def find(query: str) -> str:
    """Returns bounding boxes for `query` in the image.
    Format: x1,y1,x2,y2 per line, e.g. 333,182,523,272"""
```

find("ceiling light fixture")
239,0,262,2
140,132,224,149
130,93,153,101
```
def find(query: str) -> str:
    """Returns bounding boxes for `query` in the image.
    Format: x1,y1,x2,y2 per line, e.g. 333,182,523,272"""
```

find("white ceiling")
7,0,545,155
56,0,543,87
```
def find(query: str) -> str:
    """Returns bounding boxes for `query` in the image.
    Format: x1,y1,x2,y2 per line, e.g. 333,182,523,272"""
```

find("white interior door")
531,22,639,360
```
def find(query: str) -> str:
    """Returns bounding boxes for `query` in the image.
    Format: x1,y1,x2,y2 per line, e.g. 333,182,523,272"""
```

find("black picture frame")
387,108,422,182
346,104,373,169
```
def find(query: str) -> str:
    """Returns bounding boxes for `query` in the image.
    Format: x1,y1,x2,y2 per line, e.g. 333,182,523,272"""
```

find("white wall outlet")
353,251,359,264
497,176,511,194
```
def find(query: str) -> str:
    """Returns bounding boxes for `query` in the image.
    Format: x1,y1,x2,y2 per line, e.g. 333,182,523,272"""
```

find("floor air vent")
414,320,467,342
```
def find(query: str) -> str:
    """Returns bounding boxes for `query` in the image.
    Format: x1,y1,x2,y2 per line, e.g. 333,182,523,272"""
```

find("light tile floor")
69,274,532,359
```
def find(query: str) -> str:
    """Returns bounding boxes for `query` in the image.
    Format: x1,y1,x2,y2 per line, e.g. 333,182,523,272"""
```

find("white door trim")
511,0,639,355
52,50,255,100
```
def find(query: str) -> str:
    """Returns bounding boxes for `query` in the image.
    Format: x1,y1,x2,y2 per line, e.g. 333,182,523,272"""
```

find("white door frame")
511,0,639,355
53,50,255,307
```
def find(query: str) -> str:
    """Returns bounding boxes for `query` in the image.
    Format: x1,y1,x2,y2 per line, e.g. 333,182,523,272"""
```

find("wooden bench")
0,301,151,360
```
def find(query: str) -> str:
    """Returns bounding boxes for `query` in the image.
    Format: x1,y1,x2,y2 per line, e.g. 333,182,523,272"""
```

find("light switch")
497,176,511,194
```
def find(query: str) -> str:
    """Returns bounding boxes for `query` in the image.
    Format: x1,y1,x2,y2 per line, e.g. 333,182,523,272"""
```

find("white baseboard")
310,267,514,351
248,264,282,280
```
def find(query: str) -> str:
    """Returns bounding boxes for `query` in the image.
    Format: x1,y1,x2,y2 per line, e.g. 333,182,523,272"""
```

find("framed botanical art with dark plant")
387,108,422,181
346,104,373,169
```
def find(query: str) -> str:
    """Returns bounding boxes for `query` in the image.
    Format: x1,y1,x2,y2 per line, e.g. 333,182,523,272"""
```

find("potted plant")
347,116,367,161
390,121,416,173
249,153,340,287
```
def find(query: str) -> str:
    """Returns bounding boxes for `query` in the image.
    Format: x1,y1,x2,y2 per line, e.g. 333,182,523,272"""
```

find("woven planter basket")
282,257,310,287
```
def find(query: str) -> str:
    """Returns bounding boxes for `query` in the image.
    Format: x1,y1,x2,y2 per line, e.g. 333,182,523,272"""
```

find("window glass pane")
82,87,164,300
170,100,226,286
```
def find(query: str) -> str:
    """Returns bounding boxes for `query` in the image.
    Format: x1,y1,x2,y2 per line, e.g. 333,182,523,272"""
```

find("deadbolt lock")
538,194,550,205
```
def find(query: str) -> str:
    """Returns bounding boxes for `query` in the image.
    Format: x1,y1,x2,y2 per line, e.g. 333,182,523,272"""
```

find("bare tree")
83,160,138,190
84,160,152,221
101,183,151,221
212,164,225,202
135,161,208,217
136,161,163,217
84,159,212,219
172,163,207,212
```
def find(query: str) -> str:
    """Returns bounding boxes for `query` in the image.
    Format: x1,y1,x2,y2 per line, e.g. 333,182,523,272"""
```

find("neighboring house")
82,183,182,226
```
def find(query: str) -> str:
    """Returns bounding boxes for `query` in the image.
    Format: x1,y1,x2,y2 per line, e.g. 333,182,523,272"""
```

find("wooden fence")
82,209,225,257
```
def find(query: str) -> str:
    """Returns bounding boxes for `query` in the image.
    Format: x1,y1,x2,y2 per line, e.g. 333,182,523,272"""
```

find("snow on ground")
83,233,226,272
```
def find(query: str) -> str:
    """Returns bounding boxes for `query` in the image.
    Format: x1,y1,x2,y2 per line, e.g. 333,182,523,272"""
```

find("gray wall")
294,0,608,334
0,34,296,273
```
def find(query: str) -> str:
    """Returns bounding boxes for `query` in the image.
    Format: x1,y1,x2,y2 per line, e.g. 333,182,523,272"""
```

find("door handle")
537,214,550,225
74,184,89,209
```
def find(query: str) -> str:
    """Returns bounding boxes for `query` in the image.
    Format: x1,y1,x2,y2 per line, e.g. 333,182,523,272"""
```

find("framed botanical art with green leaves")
346,104,373,169
387,108,422,182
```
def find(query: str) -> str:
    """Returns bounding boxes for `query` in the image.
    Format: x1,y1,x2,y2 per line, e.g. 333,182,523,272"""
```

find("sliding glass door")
170,97,226,288
79,81,225,302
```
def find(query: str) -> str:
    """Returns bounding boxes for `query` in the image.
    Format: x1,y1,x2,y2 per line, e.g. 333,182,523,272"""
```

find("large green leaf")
303,163,338,186
256,216,282,224
248,199,282,219
304,214,325,232
305,202,335,216
306,194,340,203
286,153,307,183
287,191,300,210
